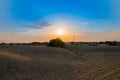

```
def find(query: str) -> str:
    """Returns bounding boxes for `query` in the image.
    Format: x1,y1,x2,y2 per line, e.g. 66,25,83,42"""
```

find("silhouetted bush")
0,43,6,45
48,38,65,48
42,42,48,45
105,41,117,46
70,42,74,45
99,41,105,44
9,43,13,45
30,42,48,46
31,42,41,46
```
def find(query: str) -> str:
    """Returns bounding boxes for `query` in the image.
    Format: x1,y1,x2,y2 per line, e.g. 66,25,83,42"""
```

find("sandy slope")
0,45,120,80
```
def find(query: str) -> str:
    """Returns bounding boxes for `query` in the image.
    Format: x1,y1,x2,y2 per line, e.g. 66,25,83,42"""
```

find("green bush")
48,38,65,48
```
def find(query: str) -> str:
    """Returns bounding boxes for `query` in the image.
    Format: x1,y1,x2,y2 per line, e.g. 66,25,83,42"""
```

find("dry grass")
0,44,120,80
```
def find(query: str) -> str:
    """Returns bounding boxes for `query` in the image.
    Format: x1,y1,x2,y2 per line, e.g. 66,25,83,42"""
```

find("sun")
57,29,64,35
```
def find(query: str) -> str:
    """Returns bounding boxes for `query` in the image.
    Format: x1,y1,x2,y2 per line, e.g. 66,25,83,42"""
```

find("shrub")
42,42,48,45
48,38,65,48
31,42,41,46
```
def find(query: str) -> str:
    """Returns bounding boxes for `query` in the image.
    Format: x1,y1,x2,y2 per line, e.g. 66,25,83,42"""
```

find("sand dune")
0,45,120,80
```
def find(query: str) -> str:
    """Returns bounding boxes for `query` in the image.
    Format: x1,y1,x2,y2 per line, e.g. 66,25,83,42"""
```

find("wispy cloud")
32,20,52,29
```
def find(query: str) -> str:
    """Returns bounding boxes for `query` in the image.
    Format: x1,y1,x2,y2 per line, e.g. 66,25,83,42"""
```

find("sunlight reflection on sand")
0,51,31,62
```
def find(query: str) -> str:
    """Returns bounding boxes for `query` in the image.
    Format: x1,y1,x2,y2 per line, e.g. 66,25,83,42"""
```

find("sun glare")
57,29,64,35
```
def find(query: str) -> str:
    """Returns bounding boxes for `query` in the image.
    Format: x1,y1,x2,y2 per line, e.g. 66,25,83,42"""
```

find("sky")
0,0,120,42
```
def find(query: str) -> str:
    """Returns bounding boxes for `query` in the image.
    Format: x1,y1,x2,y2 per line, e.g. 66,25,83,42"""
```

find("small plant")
48,38,65,48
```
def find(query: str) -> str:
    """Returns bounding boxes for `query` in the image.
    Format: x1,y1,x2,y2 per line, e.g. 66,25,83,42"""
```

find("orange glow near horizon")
1,29,120,43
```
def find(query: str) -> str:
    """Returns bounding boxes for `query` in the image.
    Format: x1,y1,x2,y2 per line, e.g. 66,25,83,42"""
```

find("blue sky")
0,0,120,42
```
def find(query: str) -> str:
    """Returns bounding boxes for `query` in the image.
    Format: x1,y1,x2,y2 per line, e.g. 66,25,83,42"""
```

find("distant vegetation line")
0,41,120,46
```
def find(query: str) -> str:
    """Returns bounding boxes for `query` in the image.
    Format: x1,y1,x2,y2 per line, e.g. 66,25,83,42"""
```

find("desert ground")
0,44,120,80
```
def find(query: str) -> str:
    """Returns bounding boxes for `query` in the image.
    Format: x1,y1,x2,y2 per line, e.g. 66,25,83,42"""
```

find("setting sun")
57,29,64,35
